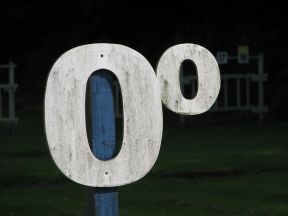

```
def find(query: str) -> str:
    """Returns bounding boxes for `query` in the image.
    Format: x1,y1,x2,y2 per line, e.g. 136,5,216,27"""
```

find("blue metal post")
89,70,119,216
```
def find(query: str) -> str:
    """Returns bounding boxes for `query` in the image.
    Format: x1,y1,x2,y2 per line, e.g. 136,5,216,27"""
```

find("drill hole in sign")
85,69,124,161
179,59,198,99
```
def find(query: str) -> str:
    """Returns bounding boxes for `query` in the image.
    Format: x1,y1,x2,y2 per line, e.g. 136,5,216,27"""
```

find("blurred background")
1,1,288,216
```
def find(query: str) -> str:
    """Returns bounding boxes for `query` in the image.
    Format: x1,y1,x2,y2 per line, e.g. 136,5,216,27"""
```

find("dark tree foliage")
0,1,287,115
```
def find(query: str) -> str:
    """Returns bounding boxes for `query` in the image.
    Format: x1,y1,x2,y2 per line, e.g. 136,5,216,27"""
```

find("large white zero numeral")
45,44,163,187
157,44,220,115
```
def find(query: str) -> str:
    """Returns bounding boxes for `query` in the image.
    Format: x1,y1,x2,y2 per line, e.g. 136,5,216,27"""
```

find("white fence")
0,62,18,124
113,54,267,121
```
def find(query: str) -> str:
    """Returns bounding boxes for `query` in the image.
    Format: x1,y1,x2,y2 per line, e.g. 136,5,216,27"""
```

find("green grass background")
1,110,288,215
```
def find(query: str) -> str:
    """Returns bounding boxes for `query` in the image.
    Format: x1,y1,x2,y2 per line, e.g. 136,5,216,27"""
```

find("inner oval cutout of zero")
85,69,123,161
179,59,198,100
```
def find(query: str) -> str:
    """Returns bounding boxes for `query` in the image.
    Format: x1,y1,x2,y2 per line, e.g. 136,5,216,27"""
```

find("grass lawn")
1,109,288,215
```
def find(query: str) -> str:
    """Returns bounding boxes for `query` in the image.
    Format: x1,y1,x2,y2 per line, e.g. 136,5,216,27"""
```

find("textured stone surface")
45,44,163,187
156,43,221,115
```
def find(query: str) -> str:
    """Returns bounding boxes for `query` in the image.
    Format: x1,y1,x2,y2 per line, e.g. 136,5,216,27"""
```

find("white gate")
0,62,18,124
